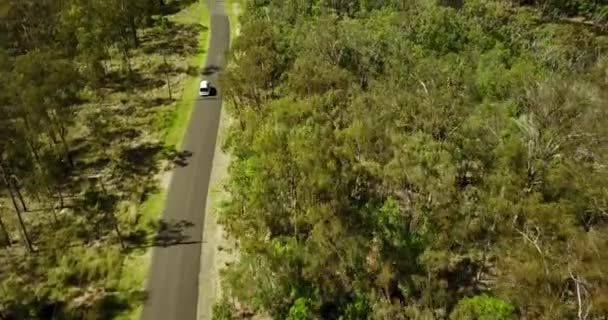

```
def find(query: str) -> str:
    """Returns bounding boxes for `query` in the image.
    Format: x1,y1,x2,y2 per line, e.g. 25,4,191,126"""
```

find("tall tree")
11,50,82,168
0,162,33,253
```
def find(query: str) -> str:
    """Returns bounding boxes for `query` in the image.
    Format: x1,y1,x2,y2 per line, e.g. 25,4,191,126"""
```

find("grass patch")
112,251,150,320
138,191,167,227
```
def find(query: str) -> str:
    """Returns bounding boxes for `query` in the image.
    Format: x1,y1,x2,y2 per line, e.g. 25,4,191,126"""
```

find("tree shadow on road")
202,65,221,76
124,218,199,249
153,219,196,246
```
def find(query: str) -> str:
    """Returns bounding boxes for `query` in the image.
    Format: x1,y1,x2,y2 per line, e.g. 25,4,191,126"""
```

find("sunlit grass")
162,1,210,149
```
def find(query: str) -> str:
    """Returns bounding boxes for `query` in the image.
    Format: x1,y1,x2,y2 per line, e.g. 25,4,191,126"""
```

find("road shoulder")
196,105,232,320
197,1,242,319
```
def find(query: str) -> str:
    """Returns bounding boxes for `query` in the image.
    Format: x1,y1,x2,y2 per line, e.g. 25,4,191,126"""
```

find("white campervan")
199,80,210,97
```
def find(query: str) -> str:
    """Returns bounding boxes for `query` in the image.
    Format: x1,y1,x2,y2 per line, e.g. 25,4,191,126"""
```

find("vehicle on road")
199,80,211,97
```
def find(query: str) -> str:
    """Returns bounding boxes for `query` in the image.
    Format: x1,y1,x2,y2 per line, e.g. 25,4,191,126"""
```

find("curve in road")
140,1,230,319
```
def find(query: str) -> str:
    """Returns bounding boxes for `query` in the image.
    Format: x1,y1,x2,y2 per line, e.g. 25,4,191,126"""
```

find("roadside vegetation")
215,0,608,319
0,0,209,318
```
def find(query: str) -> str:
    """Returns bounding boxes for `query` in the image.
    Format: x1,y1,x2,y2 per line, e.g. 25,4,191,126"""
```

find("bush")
450,294,516,320
212,299,238,320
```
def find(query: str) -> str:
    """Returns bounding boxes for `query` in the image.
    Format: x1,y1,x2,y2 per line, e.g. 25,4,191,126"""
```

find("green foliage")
46,246,123,298
218,0,608,319
450,294,516,320
339,292,371,320
212,299,238,320
287,297,314,320
540,0,607,18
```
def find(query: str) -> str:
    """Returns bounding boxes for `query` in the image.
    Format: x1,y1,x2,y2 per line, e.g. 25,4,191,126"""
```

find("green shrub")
450,294,516,320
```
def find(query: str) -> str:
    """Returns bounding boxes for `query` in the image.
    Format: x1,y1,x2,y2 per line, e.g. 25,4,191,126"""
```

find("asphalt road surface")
140,1,230,319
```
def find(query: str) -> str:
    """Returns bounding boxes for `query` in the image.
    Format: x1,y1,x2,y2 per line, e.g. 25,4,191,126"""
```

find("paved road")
140,1,230,319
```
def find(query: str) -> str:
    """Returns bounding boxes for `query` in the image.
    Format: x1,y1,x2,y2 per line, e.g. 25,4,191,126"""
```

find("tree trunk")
113,214,126,249
0,212,11,247
48,129,59,145
0,165,34,253
230,96,246,131
26,139,43,170
57,186,64,209
117,0,133,77
13,189,34,253
22,115,44,170
27,139,61,213
48,114,74,169
49,205,59,225
162,52,173,99
58,130,74,168
24,132,63,219
97,178,125,249
10,176,27,212
125,46,133,76
129,20,139,48
165,70,173,100
119,37,133,76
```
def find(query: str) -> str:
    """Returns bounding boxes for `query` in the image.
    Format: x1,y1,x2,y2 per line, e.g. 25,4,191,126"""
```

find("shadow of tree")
75,157,111,174
103,71,167,92
74,290,148,319
153,219,195,246
112,127,142,140
140,184,160,204
141,96,174,109
159,0,194,15
124,228,149,247
69,138,93,163
202,65,221,76
439,256,486,308
186,65,200,76
0,298,65,320
0,274,148,319
70,189,121,241
153,64,200,77
93,291,148,319
141,23,205,57
124,218,197,248
117,142,164,177
0,289,149,320
440,0,464,9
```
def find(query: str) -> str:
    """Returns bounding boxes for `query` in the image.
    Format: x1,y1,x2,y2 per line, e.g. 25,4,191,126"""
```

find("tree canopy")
217,0,608,319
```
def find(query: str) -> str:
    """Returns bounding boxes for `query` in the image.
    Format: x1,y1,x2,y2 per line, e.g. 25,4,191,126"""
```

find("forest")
0,0,203,318
216,0,608,319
